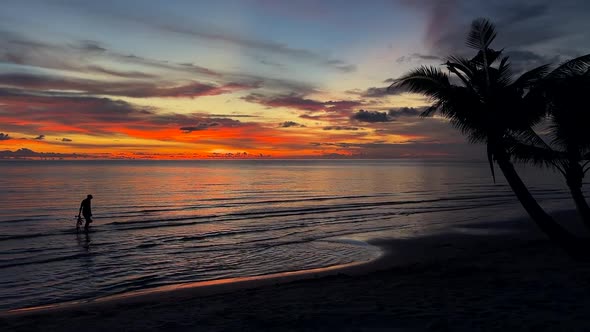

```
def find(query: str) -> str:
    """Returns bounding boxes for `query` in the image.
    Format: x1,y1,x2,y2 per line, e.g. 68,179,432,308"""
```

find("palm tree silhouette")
391,18,584,257
512,55,590,228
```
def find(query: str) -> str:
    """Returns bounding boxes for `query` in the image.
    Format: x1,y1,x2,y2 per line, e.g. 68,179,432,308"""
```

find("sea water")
0,160,578,310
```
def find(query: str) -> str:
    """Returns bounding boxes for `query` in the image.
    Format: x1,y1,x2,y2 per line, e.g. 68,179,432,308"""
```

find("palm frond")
445,56,477,77
496,56,512,85
466,18,497,50
391,66,450,98
546,54,590,79
549,109,590,152
512,64,551,91
420,101,442,118
444,58,475,90
515,127,552,150
544,69,590,153
390,17,575,184
509,141,566,170
471,48,503,66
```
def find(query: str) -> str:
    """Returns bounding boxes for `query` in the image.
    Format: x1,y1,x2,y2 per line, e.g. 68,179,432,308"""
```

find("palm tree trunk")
564,162,590,230
565,167,590,230
568,185,590,230
494,154,585,259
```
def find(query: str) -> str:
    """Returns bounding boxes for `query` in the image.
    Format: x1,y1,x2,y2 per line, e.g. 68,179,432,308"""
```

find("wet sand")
2,212,590,331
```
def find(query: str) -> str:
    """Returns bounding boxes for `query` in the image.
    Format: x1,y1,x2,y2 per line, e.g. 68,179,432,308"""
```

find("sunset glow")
1,1,587,159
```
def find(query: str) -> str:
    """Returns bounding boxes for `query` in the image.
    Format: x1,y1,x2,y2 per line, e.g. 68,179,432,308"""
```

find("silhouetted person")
78,194,93,232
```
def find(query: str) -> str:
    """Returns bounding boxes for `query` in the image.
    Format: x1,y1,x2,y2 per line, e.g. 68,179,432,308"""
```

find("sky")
1,0,589,159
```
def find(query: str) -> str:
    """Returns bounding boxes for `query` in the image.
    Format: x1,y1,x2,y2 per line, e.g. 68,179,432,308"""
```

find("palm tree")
512,55,590,229
390,18,584,258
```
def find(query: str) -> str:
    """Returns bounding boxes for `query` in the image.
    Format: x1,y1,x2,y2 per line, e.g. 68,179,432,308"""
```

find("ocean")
0,160,577,311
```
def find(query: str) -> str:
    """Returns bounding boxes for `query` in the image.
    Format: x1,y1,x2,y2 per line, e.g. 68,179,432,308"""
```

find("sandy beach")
2,211,590,331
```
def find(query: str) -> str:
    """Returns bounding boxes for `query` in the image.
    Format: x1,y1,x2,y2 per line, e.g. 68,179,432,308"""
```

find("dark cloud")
0,30,218,78
112,53,219,77
324,100,364,113
84,65,157,79
176,116,247,133
323,126,360,131
279,121,306,128
363,87,393,98
113,81,257,98
243,93,325,111
396,53,441,63
399,0,458,49
0,88,209,133
352,85,406,98
497,3,549,25
0,87,263,143
41,5,354,73
350,107,424,123
34,134,45,140
243,93,362,114
207,114,258,118
504,50,561,74
71,40,107,53
134,19,356,72
0,133,11,140
400,0,590,70
351,110,390,123
388,107,424,118
0,73,257,99
180,123,220,133
505,50,552,63
155,115,245,128
310,142,353,148
228,73,317,95
61,138,72,142
0,30,320,96
256,57,287,69
2,89,131,115
0,31,154,79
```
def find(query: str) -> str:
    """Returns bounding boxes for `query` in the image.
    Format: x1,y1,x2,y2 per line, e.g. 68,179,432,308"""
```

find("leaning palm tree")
390,18,584,257
512,55,590,228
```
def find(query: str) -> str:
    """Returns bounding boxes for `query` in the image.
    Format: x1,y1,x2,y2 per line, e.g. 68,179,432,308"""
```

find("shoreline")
3,255,380,317
3,211,590,330
1,225,448,316
2,237,386,316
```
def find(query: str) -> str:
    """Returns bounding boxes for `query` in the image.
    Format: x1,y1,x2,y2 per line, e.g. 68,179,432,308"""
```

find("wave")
1,190,565,242
0,252,93,269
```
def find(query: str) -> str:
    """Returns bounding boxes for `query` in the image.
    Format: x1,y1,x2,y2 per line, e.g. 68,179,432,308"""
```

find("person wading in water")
78,194,93,232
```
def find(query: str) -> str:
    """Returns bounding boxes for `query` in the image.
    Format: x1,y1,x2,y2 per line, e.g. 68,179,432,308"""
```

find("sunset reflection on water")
0,160,576,311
